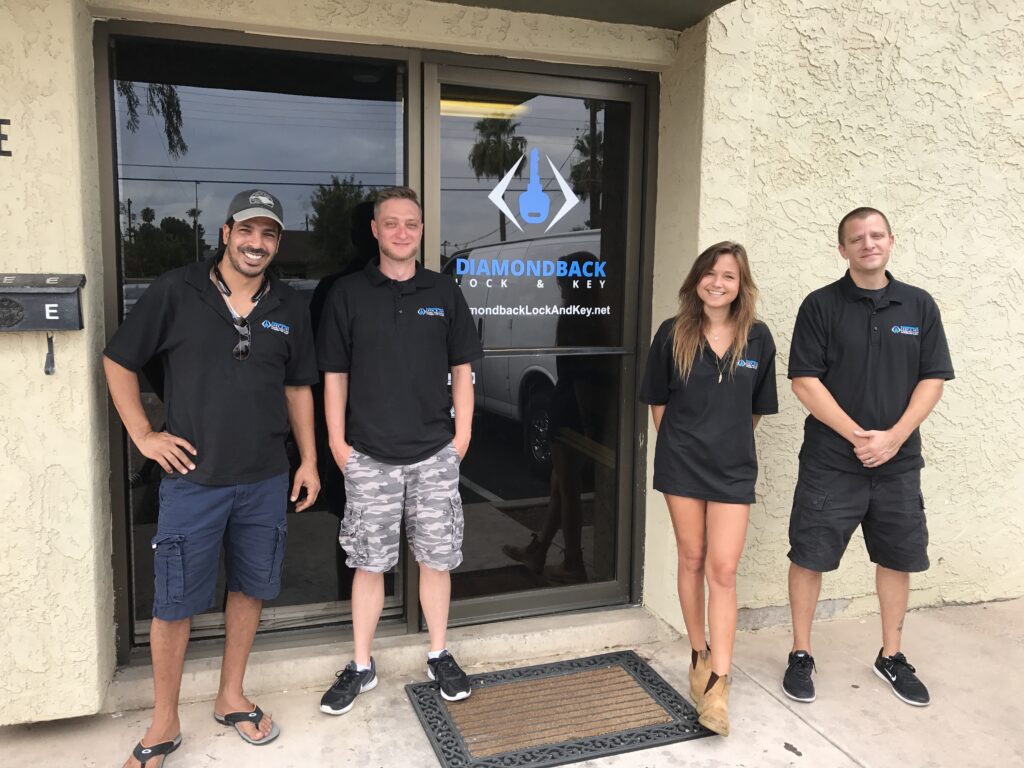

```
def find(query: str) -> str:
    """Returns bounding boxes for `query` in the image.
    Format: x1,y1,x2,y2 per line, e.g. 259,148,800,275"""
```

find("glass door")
423,65,645,624
108,34,408,643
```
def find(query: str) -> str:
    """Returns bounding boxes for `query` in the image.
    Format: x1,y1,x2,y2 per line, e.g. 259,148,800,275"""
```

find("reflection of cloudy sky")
115,85,402,238
115,85,605,255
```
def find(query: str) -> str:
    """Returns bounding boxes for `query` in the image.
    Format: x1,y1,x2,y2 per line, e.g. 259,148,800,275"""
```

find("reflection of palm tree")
569,130,602,225
186,207,202,261
570,100,603,228
468,118,527,241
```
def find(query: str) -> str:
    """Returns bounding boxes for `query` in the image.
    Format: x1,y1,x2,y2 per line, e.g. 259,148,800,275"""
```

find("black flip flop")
213,705,281,745
131,733,181,766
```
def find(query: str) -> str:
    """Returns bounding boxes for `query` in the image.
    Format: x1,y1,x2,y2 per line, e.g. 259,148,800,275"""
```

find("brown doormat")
405,650,710,767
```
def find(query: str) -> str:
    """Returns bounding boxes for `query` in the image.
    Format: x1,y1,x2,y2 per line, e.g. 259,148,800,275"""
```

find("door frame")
422,63,648,627
94,20,659,664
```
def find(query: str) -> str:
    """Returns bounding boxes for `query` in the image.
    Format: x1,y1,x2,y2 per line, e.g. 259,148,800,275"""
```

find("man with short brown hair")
783,207,953,708
317,186,483,715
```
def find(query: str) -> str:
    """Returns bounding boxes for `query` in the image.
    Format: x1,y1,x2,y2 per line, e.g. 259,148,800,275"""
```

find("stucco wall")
0,0,114,725
87,0,680,69
3,0,1020,726
0,0,683,727
643,0,1024,637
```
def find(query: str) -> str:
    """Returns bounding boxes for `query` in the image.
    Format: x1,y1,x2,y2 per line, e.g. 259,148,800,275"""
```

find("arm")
791,376,865,447
323,371,352,471
650,404,665,432
451,362,474,459
853,379,945,468
752,415,762,429
285,385,319,511
103,355,196,474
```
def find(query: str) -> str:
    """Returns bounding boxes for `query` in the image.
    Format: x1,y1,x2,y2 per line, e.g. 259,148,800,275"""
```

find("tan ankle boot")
698,674,731,736
688,649,712,709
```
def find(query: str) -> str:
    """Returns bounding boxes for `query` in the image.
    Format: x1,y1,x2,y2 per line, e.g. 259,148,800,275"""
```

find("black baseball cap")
226,189,285,230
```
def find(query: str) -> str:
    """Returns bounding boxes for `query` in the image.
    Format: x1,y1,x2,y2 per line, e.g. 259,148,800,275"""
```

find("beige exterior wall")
0,0,115,725
0,0,681,728
2,0,1020,726
643,0,1024,636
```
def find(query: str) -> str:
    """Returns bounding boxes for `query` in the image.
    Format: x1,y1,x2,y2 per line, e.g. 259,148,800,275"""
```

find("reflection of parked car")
443,230,602,477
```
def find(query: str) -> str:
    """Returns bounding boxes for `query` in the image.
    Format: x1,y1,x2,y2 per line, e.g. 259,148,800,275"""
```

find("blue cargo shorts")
152,472,289,620
340,443,464,573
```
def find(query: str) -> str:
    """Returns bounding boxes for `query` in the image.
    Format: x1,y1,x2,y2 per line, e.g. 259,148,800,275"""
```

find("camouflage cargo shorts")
339,443,464,572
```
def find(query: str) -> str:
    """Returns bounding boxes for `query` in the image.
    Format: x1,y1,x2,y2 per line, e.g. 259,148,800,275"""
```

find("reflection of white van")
443,230,601,475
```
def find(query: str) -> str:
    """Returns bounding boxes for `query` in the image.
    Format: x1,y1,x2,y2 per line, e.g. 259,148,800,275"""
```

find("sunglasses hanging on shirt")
231,316,251,361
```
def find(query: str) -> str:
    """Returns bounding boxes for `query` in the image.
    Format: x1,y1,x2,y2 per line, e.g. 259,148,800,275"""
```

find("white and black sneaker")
320,657,378,715
427,650,472,701
873,649,930,706
782,650,817,702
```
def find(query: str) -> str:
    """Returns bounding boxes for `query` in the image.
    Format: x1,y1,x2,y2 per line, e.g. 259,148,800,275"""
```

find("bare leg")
877,565,910,657
537,468,562,547
555,443,584,566
419,564,452,652
213,591,273,741
789,562,823,654
704,502,750,676
121,617,190,768
351,568,385,665
664,494,708,651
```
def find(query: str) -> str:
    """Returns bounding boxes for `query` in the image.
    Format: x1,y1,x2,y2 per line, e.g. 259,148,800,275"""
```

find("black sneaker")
427,650,472,701
873,649,930,706
320,658,377,715
782,650,817,702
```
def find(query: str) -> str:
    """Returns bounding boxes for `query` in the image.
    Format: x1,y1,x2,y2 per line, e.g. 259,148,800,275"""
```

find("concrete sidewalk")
2,600,1021,767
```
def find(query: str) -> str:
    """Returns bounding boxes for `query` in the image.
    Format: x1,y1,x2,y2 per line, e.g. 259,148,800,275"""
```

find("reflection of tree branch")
116,81,189,158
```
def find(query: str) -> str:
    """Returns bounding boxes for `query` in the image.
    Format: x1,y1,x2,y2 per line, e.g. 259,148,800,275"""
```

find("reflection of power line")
119,163,553,183
122,162,401,174
119,176,396,188
179,114,402,130
458,226,501,248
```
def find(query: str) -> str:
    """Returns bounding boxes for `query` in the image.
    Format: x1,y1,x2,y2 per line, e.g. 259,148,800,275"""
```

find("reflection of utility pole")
441,240,450,261
194,181,200,262
126,198,134,244
305,214,309,231
588,101,599,228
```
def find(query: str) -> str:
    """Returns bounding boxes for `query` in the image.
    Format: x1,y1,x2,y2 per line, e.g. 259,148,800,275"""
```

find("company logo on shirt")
418,307,445,317
737,359,759,370
261,319,290,335
891,325,920,336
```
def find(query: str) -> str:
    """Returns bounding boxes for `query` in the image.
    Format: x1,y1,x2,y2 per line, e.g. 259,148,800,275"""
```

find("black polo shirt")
104,257,319,486
316,260,483,465
640,320,778,504
788,270,954,475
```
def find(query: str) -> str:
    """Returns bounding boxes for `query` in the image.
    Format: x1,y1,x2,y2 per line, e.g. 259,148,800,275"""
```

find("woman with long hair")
640,241,778,735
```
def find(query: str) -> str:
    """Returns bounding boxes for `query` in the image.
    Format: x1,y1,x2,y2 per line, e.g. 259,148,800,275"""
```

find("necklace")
714,352,727,384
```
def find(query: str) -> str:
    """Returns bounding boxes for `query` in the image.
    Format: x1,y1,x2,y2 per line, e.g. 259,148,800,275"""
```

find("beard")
379,243,419,263
227,245,273,277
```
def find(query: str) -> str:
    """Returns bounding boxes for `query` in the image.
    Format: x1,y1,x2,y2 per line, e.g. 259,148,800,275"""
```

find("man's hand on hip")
137,430,197,475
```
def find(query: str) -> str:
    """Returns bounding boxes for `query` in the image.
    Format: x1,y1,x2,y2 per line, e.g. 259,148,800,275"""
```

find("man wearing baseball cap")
104,189,320,766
